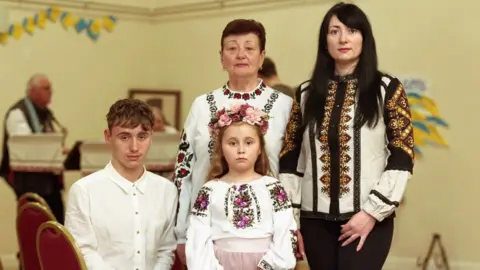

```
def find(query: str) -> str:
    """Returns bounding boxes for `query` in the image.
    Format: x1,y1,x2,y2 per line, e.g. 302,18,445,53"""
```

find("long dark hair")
303,2,383,131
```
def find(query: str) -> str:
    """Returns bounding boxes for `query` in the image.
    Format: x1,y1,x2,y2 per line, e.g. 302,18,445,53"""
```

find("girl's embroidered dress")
173,80,293,244
185,176,298,270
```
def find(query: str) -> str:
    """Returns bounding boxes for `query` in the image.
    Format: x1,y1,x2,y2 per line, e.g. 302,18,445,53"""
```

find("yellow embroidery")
386,84,415,161
280,97,302,158
319,82,337,195
338,80,356,197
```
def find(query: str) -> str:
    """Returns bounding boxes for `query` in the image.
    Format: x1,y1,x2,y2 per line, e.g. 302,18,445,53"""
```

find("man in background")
258,57,295,98
0,73,66,223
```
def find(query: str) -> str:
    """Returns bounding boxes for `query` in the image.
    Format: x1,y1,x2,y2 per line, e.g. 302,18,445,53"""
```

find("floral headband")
208,103,270,136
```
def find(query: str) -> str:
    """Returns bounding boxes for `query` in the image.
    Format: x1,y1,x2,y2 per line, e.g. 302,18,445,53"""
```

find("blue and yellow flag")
23,17,36,34
46,6,61,22
87,18,102,40
403,78,449,159
9,23,24,39
34,12,48,29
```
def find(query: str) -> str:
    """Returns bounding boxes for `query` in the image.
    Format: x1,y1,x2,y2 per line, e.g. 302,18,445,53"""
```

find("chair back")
17,192,49,211
36,221,87,270
17,202,56,270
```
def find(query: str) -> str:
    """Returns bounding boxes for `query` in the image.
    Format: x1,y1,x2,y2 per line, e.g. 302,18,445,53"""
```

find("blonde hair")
206,122,271,181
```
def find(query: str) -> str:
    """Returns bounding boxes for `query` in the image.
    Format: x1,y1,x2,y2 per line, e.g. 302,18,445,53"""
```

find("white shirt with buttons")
65,162,178,270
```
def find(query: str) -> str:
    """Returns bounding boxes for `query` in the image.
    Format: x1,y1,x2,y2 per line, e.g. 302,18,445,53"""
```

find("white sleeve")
173,98,199,244
153,185,178,269
6,109,32,136
278,91,305,228
258,181,297,270
65,184,115,270
363,79,414,222
185,185,223,270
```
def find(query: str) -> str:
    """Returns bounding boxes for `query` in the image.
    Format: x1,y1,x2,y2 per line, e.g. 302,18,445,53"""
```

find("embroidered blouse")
185,176,298,270
173,80,293,243
279,74,414,224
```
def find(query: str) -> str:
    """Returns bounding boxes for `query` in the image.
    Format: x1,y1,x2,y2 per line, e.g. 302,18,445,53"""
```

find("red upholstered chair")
17,192,49,211
36,221,87,270
17,202,56,270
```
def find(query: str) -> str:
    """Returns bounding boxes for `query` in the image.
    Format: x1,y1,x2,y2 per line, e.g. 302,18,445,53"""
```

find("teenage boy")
65,99,178,270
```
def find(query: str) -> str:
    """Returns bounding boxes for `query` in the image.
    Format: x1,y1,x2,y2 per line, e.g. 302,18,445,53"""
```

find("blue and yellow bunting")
9,23,23,40
0,5,117,45
34,12,48,29
46,6,61,22
23,17,36,35
87,19,102,41
103,15,116,32
74,18,88,33
403,78,449,159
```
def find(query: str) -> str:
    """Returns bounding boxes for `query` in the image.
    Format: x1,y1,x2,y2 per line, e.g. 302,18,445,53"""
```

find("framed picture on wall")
128,89,182,130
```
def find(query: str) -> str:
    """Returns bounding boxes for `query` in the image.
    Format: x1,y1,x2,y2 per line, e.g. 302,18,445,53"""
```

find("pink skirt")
214,237,271,270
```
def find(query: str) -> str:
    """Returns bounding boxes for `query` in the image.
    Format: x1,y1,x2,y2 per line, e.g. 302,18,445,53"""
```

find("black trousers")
300,216,394,270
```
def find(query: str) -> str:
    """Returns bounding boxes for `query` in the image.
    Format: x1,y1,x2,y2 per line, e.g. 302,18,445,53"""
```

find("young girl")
185,103,298,270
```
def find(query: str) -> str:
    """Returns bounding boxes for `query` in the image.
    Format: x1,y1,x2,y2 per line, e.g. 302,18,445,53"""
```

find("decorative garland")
0,6,117,44
403,78,449,159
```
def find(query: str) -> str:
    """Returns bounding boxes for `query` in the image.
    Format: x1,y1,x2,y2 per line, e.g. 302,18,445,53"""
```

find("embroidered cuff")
258,259,274,270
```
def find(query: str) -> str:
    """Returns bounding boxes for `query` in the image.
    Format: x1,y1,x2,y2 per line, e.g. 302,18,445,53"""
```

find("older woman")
173,19,293,265
279,2,414,270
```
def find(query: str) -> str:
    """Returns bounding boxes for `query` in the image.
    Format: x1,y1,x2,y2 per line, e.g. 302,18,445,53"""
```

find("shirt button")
135,212,138,215
137,250,140,254
137,231,140,234
133,193,136,196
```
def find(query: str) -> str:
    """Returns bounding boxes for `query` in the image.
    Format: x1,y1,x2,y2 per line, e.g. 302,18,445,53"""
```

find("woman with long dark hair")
279,2,414,269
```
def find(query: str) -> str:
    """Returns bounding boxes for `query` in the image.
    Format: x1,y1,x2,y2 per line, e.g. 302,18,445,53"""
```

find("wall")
0,0,157,264
153,0,480,267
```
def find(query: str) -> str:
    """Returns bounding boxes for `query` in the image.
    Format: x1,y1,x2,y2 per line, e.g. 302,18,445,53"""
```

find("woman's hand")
338,211,376,251
176,244,186,265
296,230,306,260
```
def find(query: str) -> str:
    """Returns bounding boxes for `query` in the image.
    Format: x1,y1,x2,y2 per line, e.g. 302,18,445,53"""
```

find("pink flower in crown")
243,107,265,125
217,114,232,127
231,114,241,122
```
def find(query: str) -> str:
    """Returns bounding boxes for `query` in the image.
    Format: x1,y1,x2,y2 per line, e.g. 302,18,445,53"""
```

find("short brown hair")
106,99,155,131
206,123,270,181
221,19,266,51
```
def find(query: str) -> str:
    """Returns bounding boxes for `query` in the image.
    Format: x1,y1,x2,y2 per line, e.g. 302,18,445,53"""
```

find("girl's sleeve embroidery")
267,181,292,212
191,186,212,218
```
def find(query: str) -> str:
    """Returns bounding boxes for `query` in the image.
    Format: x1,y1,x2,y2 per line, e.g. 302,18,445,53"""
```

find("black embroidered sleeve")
383,78,415,173
279,88,304,176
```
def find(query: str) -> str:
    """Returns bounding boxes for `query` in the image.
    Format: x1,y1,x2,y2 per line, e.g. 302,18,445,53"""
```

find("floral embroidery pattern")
267,181,291,212
290,229,298,256
231,184,255,229
173,130,194,191
191,186,212,218
222,82,266,100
